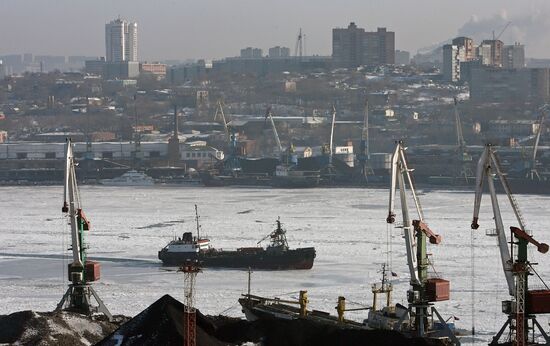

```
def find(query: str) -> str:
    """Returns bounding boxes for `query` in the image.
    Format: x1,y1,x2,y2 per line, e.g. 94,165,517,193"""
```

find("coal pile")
0,309,127,346
97,295,258,346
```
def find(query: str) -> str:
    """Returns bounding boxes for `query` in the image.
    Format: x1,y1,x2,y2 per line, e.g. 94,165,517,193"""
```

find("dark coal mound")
0,310,127,346
97,294,251,346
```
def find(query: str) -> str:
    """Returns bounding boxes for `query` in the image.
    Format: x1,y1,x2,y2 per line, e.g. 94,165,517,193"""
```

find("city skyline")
1,0,550,60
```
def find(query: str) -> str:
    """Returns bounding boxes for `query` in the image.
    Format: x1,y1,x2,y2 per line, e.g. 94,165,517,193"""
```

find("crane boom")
532,107,547,167
63,140,84,266
329,106,336,165
265,107,283,154
214,100,230,141
453,98,466,150
471,145,525,295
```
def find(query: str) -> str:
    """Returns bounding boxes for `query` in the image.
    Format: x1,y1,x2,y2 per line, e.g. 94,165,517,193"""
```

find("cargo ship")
239,264,460,345
158,207,315,270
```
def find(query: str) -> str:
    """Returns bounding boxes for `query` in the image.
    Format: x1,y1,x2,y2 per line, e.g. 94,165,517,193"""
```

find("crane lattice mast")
180,261,201,346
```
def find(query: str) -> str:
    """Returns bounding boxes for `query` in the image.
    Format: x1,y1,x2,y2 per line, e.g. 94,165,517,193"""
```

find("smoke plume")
457,8,550,58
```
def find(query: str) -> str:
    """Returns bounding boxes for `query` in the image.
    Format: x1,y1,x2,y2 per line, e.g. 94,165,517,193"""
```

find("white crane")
265,106,283,155
57,139,112,320
328,105,336,166
214,100,231,141
386,141,457,343
471,144,550,345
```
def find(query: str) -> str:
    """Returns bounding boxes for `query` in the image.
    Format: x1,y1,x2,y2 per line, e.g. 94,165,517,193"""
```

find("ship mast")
194,204,201,240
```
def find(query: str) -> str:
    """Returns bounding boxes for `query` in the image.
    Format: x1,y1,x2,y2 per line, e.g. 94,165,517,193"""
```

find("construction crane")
526,105,547,180
471,144,550,346
264,106,283,156
57,139,112,320
493,21,512,41
386,141,457,343
294,28,305,58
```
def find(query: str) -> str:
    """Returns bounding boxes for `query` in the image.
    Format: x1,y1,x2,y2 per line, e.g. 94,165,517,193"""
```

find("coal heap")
0,309,126,345
97,295,255,346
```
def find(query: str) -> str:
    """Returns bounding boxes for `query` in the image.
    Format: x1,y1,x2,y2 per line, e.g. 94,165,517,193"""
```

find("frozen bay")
1,185,549,344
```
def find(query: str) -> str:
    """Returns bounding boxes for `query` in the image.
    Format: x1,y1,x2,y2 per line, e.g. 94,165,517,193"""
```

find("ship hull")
158,247,315,270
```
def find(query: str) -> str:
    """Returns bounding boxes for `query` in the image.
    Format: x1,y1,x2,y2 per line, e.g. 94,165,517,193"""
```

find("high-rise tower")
105,18,138,62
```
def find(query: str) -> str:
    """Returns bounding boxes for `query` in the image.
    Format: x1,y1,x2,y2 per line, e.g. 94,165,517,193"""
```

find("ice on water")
1,186,549,345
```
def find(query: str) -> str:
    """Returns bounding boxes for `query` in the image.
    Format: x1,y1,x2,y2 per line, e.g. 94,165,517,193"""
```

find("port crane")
329,105,336,167
386,141,458,343
213,101,240,174
213,99,231,141
359,100,374,180
471,144,550,345
453,97,473,181
526,105,547,180
57,139,112,320
264,106,284,157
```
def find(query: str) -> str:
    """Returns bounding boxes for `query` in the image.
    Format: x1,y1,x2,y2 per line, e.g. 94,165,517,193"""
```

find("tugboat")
158,206,315,270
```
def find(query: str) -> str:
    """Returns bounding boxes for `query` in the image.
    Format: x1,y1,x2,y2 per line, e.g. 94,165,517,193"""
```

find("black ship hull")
158,247,316,270
238,296,453,346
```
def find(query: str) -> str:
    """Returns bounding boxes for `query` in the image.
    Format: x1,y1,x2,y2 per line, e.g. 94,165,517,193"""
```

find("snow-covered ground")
1,185,549,345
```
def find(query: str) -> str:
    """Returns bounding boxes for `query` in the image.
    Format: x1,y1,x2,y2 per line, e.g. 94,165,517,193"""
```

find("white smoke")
457,7,550,57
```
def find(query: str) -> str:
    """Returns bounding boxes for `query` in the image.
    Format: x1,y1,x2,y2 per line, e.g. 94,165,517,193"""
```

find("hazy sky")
1,0,550,60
